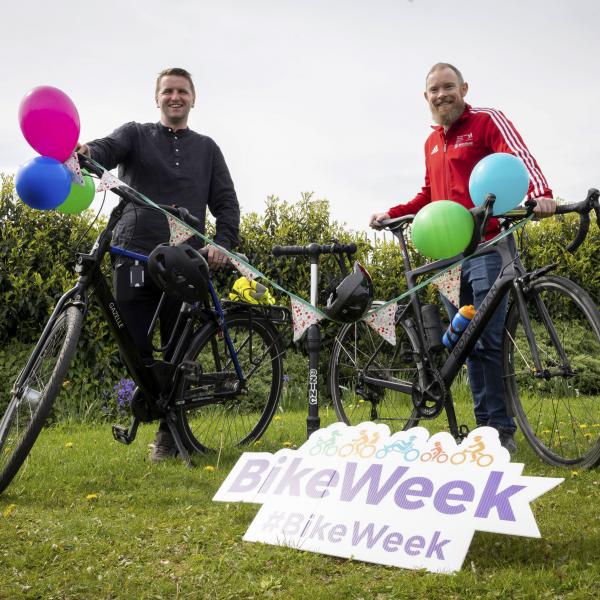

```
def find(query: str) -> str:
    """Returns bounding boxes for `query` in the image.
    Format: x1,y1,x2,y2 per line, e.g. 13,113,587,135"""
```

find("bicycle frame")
361,227,552,437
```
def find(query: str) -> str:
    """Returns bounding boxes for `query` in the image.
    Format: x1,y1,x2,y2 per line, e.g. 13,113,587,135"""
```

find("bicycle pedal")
112,420,139,445
112,425,132,445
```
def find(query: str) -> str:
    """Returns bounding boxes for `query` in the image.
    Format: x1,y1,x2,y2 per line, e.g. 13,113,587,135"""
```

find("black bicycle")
328,190,600,469
0,155,287,493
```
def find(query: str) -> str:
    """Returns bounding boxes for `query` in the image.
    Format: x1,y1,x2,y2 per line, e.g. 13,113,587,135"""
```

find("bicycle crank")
411,367,448,419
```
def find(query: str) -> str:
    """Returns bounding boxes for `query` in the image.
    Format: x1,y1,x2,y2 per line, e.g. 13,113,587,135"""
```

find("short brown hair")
426,63,464,86
155,68,195,98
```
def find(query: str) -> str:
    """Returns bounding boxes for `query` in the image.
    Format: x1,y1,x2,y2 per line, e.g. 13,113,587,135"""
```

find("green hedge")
1,173,598,420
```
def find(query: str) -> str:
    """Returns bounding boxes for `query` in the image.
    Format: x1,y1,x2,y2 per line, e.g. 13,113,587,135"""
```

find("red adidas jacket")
388,104,552,236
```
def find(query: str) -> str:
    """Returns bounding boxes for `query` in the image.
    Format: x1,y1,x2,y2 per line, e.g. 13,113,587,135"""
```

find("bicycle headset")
147,243,210,303
322,262,374,323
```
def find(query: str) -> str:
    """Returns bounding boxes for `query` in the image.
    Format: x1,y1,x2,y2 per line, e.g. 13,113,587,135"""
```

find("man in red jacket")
370,63,556,454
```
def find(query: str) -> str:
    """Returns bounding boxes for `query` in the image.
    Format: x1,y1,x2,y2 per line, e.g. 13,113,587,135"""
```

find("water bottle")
442,305,476,349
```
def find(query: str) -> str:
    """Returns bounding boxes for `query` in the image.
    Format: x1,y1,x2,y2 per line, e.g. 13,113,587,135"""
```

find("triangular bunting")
433,265,462,308
64,152,84,185
290,297,324,341
363,303,397,345
95,171,122,193
229,255,257,281
166,214,194,246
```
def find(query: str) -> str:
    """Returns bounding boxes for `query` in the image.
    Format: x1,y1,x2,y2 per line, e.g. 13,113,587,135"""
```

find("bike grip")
77,153,103,178
272,245,308,257
158,204,202,230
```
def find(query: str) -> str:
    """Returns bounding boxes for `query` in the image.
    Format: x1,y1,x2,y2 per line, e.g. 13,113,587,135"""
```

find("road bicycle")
328,190,600,469
0,155,288,493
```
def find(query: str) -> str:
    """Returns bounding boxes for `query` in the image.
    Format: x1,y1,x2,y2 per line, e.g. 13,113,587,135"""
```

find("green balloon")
57,172,95,214
411,201,474,259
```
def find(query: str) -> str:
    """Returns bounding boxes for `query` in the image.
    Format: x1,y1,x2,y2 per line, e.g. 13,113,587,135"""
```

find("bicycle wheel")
0,306,83,493
175,311,283,453
329,310,420,433
504,275,600,468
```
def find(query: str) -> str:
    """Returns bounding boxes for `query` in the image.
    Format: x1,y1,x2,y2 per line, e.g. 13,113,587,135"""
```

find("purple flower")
113,378,135,407
283,375,290,383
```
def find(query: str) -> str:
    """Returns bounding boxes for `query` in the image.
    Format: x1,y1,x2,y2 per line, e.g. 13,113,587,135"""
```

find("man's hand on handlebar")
75,142,91,158
532,197,557,219
369,212,391,229
207,245,228,271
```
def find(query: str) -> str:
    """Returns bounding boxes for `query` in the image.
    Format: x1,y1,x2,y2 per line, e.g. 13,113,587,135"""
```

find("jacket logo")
454,132,474,149
430,145,439,155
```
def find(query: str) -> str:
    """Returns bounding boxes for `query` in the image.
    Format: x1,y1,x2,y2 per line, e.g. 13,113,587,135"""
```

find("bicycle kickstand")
164,411,193,468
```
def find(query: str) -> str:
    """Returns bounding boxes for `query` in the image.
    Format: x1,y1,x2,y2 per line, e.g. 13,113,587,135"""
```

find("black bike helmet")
147,243,210,303
322,262,374,323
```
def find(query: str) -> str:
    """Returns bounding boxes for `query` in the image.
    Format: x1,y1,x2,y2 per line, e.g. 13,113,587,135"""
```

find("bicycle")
308,430,342,456
419,441,449,463
0,155,287,493
449,435,494,467
328,190,600,469
375,435,420,461
338,429,380,458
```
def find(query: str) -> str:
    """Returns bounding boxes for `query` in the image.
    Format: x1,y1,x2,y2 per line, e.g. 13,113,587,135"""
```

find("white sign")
213,423,563,573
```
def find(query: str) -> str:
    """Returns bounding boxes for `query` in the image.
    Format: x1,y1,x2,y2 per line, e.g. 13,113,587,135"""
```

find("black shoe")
499,430,517,455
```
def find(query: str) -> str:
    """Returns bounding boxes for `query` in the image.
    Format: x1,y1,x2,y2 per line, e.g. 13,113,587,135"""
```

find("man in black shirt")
78,68,240,460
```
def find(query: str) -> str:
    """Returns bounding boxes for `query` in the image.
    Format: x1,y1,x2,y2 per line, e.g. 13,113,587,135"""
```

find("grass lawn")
1,405,599,600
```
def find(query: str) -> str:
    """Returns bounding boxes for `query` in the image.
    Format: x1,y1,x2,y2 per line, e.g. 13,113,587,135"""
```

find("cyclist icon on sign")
338,429,380,458
309,430,342,456
375,435,420,461
450,435,494,467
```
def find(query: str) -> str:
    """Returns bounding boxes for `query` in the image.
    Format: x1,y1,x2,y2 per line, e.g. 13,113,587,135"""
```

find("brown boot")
150,429,178,462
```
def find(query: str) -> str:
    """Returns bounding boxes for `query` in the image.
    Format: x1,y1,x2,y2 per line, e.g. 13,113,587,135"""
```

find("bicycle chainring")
411,366,448,419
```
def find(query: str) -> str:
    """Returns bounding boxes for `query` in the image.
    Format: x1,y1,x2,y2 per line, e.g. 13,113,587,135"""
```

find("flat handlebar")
272,242,357,258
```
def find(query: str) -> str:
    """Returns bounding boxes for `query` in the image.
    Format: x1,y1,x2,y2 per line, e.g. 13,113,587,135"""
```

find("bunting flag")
291,297,324,341
363,302,397,346
64,152,84,185
166,214,194,246
95,171,122,193
433,265,462,308
229,255,257,281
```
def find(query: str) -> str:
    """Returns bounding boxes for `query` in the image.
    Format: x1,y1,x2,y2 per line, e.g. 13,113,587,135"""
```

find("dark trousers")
113,259,183,363
440,251,515,434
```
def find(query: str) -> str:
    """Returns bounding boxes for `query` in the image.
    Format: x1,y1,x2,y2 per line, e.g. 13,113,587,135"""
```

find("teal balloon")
469,152,530,215
57,171,95,214
411,201,474,259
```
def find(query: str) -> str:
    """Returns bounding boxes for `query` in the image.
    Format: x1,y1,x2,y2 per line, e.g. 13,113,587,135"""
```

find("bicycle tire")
504,275,600,468
0,306,83,494
175,311,283,453
329,309,420,433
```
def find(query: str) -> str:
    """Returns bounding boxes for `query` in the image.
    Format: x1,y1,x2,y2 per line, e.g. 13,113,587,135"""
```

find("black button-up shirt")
88,122,240,253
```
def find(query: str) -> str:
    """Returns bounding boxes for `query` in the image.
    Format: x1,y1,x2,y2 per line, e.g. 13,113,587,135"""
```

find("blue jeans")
440,251,515,433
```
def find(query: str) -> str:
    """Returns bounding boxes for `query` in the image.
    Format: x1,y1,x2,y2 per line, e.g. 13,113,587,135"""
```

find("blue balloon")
469,153,530,215
16,156,72,210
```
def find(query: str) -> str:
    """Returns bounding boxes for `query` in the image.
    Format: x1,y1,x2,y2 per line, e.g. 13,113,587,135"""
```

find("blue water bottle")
443,305,476,349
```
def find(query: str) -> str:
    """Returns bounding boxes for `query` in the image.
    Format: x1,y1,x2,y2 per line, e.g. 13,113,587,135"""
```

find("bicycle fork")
512,278,573,378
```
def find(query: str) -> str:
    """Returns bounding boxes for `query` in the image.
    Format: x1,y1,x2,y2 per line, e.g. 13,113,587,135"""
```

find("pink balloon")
18,86,80,162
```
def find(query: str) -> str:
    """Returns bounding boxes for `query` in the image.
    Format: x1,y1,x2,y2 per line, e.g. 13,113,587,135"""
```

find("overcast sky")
1,0,598,232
